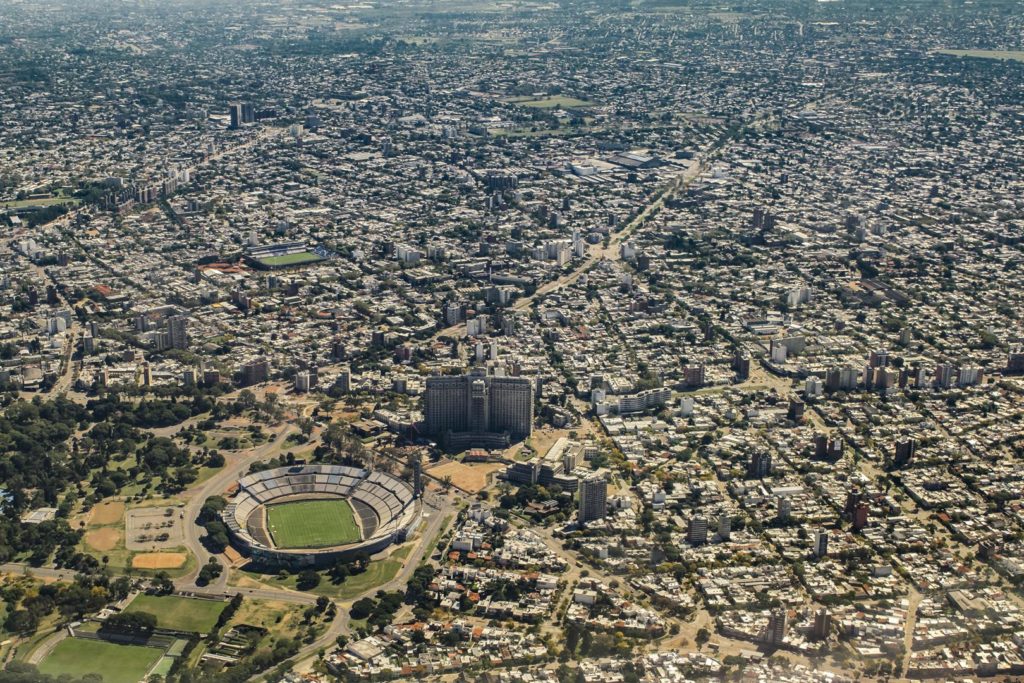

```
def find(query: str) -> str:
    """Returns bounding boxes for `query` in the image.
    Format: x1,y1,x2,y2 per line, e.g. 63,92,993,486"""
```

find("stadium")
245,241,325,270
222,464,421,569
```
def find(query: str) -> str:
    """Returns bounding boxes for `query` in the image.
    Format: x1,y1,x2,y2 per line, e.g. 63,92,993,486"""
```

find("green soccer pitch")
123,593,226,633
39,639,163,683
266,498,361,549
258,251,323,267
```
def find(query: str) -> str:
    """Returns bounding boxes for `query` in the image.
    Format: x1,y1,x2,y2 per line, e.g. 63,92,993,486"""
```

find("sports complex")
222,464,421,569
244,241,325,269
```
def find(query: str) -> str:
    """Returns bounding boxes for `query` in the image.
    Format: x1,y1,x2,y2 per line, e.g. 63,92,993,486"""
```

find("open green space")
232,542,411,600
258,251,323,268
38,638,163,683
1,197,81,209
266,498,360,549
123,593,226,633
937,49,1024,63
504,95,597,109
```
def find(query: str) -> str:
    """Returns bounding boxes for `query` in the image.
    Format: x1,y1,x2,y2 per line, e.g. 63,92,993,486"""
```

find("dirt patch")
426,461,503,493
84,528,121,552
89,501,125,526
131,552,187,569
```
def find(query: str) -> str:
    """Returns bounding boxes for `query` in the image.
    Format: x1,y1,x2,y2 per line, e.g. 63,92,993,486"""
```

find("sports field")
267,498,361,548
936,49,1024,63
39,639,162,683
123,593,226,633
258,251,323,267
504,95,596,109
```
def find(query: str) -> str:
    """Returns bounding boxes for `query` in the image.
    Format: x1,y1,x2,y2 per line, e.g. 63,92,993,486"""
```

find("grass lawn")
936,49,1024,62
506,95,596,109
258,251,323,268
231,543,412,600
0,197,81,209
267,499,360,549
124,594,226,633
39,639,162,683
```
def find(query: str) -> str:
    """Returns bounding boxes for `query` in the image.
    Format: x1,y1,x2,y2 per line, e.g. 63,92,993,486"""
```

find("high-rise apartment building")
764,609,788,645
167,315,188,350
242,358,270,387
578,475,607,525
687,515,709,545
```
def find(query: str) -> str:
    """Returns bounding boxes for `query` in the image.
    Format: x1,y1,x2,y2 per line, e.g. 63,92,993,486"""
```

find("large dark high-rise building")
424,370,533,447
229,103,243,129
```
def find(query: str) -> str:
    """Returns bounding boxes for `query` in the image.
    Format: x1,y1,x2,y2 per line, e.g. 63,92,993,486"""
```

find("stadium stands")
221,464,420,569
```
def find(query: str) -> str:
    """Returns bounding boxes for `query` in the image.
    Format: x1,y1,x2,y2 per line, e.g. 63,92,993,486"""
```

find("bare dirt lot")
131,552,187,570
89,501,125,526
84,528,121,552
426,461,504,493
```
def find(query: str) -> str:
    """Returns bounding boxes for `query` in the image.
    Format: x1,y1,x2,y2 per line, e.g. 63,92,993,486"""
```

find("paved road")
176,422,298,591
24,630,67,665
284,491,453,677
427,157,708,342
0,563,317,606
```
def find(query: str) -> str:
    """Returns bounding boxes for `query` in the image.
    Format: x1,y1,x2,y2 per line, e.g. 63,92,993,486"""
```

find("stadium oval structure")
222,464,421,569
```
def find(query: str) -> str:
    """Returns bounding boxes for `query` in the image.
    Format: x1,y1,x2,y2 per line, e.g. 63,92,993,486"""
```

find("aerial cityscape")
1,0,1023,681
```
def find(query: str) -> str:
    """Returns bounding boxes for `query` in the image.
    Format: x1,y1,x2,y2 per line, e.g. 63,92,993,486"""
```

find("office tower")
424,370,533,443
687,515,708,545
241,102,256,124
167,315,188,350
764,609,788,645
578,475,608,525
812,608,832,641
229,103,243,129
813,529,829,558
747,451,773,479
